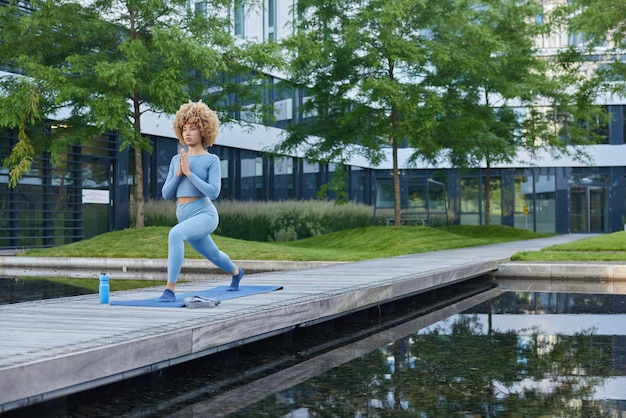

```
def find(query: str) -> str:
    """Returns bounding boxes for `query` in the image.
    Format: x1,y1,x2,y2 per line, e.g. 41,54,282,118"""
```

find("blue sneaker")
156,289,176,302
228,268,244,291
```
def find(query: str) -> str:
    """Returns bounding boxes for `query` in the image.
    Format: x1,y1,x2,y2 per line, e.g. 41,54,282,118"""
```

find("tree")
433,0,607,225
557,0,626,98
278,0,457,226
0,0,281,228
278,0,607,227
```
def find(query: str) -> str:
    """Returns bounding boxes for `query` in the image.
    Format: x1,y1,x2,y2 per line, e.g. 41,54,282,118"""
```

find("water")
2,279,626,417
207,287,626,418
0,276,92,304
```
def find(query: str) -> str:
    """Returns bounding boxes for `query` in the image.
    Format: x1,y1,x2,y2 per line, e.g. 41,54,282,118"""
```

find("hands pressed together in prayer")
176,149,192,177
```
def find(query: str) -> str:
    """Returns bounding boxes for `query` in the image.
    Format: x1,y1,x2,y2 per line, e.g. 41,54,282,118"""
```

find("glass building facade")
2,117,626,250
0,132,130,249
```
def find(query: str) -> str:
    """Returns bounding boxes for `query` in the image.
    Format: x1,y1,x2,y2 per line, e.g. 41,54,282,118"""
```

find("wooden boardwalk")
0,235,588,412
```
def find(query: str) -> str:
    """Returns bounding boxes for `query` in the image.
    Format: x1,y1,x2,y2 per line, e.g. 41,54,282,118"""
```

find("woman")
157,101,243,302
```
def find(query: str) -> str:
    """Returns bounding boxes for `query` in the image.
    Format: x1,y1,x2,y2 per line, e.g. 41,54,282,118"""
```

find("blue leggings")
167,197,235,283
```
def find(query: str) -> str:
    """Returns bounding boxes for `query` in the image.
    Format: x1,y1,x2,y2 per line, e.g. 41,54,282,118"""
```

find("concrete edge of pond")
3,257,626,282
495,262,626,280
0,256,345,280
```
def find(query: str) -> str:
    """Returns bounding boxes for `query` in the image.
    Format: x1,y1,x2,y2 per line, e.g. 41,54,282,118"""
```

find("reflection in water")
223,291,626,417
0,276,92,304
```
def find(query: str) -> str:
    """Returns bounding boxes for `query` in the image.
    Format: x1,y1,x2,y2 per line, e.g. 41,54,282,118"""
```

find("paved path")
0,234,601,412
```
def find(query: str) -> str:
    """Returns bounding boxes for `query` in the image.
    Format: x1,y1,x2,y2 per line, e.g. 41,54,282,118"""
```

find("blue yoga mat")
109,285,283,308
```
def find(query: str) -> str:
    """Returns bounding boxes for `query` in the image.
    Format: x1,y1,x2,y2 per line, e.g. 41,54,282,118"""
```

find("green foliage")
316,165,349,203
138,199,374,241
279,0,459,227
214,199,373,242
280,0,449,163
554,1,626,111
280,0,606,227
4,125,35,187
425,211,454,228
138,199,177,227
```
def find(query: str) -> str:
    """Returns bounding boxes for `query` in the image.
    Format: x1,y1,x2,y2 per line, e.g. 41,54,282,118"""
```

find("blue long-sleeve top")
162,153,221,201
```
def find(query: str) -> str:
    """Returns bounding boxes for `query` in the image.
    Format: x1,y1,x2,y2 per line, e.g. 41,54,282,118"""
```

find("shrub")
133,200,177,227
214,199,374,242
139,199,374,242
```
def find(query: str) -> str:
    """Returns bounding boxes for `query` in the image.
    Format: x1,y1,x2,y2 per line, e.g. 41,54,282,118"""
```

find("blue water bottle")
99,273,110,304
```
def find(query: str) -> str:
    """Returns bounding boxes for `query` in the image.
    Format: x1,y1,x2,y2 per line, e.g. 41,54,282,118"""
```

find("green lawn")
512,230,626,262
18,224,539,261
20,225,626,262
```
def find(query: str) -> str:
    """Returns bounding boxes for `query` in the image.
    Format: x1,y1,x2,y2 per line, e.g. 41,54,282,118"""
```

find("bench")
385,211,428,226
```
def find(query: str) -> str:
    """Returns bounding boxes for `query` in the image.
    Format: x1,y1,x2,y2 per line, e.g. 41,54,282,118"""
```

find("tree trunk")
133,94,145,228
484,161,491,226
392,136,401,226
134,147,145,228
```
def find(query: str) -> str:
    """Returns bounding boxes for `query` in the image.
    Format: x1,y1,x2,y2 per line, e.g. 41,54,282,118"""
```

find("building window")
514,170,534,231
535,168,556,233
239,150,257,200
194,1,207,17
459,174,481,226
568,31,589,47
0,131,84,249
350,166,365,203
234,0,245,37
273,157,294,200
302,161,318,199
267,0,276,41
218,147,231,199
256,156,264,200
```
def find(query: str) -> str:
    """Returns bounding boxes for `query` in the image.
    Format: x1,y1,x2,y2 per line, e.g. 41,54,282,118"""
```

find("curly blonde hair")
173,101,219,147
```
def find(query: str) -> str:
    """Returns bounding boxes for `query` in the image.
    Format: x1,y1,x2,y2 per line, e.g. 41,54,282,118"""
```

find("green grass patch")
511,230,626,261
22,224,626,263
442,224,552,241
22,225,552,262
277,225,545,261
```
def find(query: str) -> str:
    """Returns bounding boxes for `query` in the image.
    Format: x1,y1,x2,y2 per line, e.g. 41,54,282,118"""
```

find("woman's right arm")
161,156,181,200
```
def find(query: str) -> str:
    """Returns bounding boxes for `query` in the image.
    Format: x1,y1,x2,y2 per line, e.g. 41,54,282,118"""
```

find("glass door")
589,185,608,233
569,185,607,233
82,160,111,240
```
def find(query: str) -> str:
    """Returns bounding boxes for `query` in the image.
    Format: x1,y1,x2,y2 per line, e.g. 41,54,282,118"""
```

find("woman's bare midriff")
177,196,201,204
